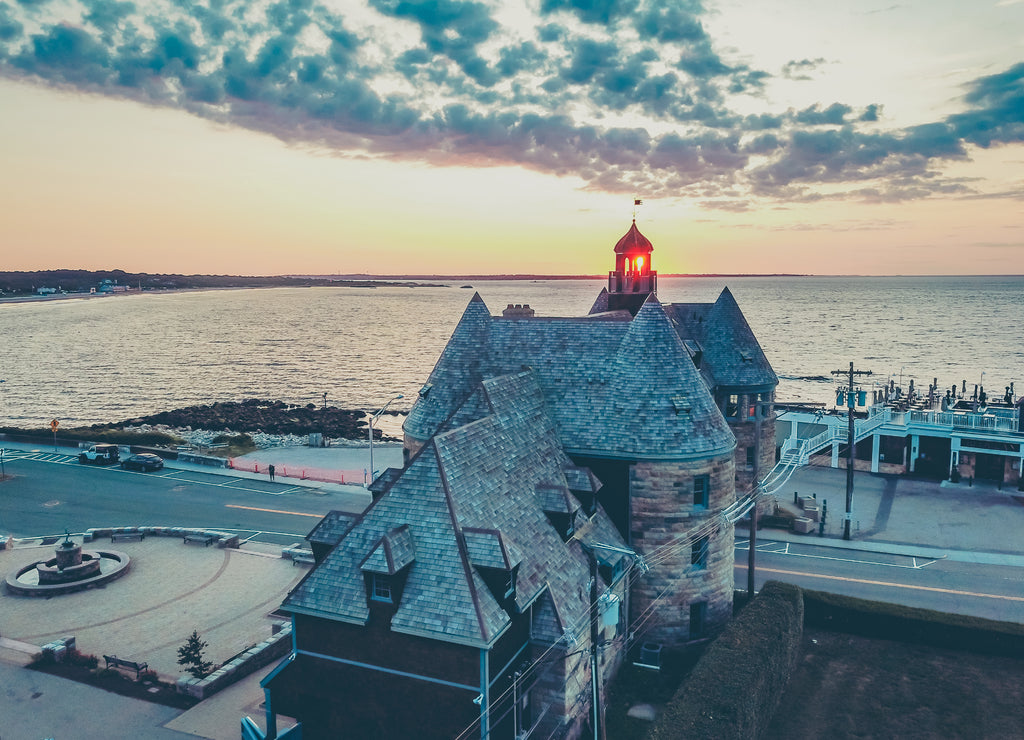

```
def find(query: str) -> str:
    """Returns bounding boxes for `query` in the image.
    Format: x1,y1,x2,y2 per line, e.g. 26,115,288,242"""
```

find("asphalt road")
0,451,336,545
4,450,1023,624
735,537,1024,623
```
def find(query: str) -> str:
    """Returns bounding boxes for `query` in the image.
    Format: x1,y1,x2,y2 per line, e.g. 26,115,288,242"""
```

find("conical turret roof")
699,287,777,389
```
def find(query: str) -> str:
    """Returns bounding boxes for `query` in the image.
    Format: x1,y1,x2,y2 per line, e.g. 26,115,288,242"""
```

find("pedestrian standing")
268,463,275,482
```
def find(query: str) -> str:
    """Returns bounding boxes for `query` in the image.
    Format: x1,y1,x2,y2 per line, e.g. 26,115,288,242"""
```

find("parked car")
78,444,120,465
120,453,165,472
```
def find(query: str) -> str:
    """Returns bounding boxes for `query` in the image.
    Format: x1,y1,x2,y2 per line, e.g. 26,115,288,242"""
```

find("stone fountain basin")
5,550,131,597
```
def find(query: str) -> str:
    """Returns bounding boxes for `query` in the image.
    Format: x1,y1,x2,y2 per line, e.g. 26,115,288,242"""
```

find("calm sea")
1,276,1022,430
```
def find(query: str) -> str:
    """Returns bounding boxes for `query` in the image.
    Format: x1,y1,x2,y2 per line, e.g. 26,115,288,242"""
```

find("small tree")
177,630,213,679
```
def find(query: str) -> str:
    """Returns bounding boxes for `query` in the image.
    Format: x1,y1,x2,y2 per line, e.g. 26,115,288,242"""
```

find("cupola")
607,220,658,315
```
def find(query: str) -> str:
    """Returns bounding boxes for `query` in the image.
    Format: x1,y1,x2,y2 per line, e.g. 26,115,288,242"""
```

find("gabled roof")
405,296,736,461
360,525,416,576
307,511,359,548
285,370,625,650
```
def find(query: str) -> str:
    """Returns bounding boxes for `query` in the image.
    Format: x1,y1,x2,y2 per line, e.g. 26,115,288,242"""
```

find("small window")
371,575,393,603
502,571,515,599
745,446,756,468
725,395,738,418
690,601,707,640
691,537,708,570
693,475,709,509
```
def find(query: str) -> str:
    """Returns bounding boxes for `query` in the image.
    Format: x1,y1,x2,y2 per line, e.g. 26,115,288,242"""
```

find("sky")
0,0,1022,276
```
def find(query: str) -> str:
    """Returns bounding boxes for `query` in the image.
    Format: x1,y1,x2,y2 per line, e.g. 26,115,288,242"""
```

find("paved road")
0,451,344,544
735,537,1024,623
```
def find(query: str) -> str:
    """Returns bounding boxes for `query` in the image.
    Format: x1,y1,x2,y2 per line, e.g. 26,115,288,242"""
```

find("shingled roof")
405,295,735,461
284,370,625,649
690,287,777,390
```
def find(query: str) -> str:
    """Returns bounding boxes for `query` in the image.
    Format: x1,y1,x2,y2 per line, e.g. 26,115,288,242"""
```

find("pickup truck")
78,443,120,465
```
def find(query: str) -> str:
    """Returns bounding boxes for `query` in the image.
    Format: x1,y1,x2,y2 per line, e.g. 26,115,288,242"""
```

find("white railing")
908,409,1018,433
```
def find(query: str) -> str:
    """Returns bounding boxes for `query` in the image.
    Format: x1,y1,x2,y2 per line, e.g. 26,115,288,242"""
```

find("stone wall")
628,453,736,647
732,418,776,493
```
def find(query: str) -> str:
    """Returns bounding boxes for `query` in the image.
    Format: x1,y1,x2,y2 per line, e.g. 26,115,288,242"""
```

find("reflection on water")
1,276,1022,427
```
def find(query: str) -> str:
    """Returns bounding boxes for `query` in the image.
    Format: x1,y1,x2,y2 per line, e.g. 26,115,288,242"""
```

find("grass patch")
763,629,1024,739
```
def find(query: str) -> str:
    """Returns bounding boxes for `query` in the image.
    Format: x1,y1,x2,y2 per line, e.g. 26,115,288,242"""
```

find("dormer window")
372,574,393,603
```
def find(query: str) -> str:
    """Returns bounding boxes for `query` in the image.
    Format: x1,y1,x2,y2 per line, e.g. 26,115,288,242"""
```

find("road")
4,448,1023,624
0,450,343,545
735,536,1024,623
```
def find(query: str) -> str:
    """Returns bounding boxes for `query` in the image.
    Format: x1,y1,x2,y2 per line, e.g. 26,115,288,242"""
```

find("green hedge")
802,588,1024,658
647,581,804,740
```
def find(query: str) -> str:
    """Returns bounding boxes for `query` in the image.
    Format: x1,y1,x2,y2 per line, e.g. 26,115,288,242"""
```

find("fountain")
4,530,130,597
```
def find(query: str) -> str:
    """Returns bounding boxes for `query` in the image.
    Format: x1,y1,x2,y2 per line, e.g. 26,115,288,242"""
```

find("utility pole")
748,405,762,597
831,362,872,540
589,551,605,740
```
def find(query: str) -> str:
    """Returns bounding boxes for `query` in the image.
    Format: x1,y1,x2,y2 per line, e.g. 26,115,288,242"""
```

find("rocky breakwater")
105,399,399,441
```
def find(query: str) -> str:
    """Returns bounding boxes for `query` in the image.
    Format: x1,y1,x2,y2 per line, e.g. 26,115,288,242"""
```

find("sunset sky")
1,0,1022,276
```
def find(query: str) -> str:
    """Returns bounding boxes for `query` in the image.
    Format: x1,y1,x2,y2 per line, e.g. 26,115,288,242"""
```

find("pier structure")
777,397,1024,489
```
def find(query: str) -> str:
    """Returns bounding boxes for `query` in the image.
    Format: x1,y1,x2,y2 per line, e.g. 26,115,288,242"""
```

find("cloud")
0,0,1020,205
781,57,827,81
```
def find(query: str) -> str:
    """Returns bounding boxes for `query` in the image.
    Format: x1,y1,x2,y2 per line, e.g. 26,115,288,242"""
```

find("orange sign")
50,419,59,432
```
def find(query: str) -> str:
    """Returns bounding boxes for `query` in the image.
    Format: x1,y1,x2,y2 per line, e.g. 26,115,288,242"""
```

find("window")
502,571,515,599
371,574,393,603
725,395,738,418
745,446,756,468
693,475,709,508
691,536,708,570
759,391,773,418
690,602,707,640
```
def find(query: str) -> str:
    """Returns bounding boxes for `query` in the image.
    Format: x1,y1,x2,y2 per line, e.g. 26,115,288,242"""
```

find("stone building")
258,220,777,739
404,220,776,645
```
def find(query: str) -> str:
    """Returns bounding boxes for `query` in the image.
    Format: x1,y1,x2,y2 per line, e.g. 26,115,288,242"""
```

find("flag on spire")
634,199,643,206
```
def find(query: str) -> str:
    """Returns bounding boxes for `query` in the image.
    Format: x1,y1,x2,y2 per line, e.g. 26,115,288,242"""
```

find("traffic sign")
50,419,59,432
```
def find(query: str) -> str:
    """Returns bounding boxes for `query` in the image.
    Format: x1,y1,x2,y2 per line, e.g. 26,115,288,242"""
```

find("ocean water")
1,276,1022,430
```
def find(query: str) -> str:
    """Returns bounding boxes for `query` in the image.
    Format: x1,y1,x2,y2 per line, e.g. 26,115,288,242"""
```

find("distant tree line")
0,269,432,294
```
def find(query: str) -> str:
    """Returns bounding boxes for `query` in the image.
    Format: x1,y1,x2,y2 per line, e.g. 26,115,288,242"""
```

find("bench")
183,533,216,547
110,531,145,542
103,654,149,679
291,552,315,566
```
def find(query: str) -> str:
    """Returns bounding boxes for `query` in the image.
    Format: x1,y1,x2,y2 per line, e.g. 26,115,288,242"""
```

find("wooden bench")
103,654,149,679
183,533,216,547
110,531,145,542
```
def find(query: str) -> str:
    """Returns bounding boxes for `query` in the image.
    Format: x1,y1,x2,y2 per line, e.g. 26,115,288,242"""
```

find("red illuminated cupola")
607,220,658,315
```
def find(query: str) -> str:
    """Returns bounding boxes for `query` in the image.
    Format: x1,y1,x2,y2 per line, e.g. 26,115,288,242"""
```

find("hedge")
647,581,804,740
802,587,1024,658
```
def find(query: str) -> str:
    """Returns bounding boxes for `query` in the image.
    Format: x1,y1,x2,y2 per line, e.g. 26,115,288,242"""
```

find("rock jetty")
103,399,390,440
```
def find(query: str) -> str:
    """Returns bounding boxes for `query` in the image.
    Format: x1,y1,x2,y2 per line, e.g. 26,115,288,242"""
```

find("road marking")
736,542,938,570
225,504,325,518
737,565,1024,603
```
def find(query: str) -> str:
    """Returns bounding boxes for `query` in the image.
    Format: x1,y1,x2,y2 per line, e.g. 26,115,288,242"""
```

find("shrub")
802,588,1024,658
648,581,804,740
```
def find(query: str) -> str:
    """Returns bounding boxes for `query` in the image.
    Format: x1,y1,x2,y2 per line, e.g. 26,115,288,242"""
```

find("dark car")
120,453,165,472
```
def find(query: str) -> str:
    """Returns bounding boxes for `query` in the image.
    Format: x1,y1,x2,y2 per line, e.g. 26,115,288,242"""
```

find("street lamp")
368,394,403,486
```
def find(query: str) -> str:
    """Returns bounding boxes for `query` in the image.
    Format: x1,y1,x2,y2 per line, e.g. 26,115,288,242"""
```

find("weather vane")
632,198,643,220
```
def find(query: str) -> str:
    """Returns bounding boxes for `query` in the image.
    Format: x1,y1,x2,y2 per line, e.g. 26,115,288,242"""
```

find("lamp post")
368,394,403,485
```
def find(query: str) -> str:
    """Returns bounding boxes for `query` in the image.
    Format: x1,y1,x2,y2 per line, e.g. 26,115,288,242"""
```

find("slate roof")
284,370,626,650
405,295,735,461
307,511,359,549
683,287,777,390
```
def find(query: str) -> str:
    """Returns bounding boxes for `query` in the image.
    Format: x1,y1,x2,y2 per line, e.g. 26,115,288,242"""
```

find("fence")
228,458,365,486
